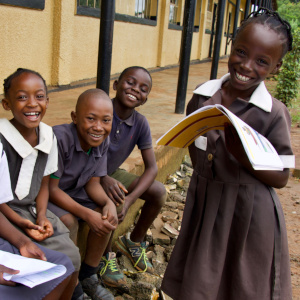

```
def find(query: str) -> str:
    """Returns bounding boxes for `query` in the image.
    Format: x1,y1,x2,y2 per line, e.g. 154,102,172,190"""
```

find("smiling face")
228,23,283,96
71,90,113,152
113,68,152,110
2,72,48,134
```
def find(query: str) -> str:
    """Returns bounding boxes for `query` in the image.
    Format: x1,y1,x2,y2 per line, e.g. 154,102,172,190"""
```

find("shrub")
275,27,300,107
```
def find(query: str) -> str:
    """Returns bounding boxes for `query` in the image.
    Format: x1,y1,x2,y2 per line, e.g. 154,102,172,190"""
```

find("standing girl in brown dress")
162,9,295,300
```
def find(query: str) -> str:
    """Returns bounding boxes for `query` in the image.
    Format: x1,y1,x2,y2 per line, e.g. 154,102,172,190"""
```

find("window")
194,0,202,29
169,0,180,25
0,0,45,9
78,0,100,8
135,0,151,19
77,0,158,25
206,1,217,31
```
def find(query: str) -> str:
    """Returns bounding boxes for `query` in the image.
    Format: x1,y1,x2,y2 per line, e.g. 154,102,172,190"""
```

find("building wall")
0,2,54,86
0,0,247,87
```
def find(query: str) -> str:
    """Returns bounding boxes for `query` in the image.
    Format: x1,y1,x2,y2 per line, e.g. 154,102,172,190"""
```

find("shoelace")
100,257,118,275
134,245,149,273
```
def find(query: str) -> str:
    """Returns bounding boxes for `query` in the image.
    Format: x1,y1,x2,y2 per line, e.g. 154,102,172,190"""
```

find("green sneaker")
99,252,128,290
115,233,154,274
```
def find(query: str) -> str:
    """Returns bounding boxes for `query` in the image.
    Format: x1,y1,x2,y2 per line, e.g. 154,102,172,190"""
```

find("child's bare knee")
153,181,167,206
61,214,79,232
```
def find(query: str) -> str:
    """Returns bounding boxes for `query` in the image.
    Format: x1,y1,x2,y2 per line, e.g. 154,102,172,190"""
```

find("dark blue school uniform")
107,107,152,175
49,123,109,214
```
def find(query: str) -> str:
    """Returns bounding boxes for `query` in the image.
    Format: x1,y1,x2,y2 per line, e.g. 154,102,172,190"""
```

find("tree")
277,0,300,28
275,28,300,106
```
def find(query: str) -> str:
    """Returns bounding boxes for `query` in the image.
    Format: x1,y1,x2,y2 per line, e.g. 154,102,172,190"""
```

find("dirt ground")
279,124,300,299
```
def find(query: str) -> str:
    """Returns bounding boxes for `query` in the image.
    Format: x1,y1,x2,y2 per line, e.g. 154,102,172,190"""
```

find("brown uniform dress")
161,86,293,300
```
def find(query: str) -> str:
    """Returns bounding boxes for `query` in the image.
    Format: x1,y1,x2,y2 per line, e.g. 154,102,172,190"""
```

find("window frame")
0,0,45,9
76,0,158,27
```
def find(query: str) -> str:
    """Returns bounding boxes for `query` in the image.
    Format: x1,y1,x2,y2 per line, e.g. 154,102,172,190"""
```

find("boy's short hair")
118,66,152,91
75,88,110,112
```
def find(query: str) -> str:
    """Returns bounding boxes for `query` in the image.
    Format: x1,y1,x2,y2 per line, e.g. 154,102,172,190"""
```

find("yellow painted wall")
111,21,159,73
70,14,100,84
0,0,247,87
116,0,136,15
0,2,54,88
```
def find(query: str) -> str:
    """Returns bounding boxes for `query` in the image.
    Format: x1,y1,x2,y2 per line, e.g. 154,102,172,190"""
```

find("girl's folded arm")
0,203,28,229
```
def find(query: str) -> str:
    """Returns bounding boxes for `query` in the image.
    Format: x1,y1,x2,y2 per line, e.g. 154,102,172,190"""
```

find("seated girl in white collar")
0,68,81,300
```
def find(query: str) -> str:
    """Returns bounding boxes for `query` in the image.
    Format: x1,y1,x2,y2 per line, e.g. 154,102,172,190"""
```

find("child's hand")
101,176,128,205
224,123,248,164
86,210,116,237
22,219,50,242
117,201,130,223
19,240,47,261
36,216,54,239
0,265,19,286
102,201,118,226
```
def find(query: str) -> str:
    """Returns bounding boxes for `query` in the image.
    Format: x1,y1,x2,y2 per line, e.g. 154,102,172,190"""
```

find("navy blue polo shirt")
53,123,109,202
107,109,152,175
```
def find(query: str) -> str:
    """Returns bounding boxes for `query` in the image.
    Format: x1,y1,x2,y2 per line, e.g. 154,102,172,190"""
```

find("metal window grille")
169,0,179,24
79,0,101,8
135,0,152,19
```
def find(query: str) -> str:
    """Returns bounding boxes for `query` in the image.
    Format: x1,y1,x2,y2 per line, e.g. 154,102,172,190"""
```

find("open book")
157,104,284,171
0,250,66,288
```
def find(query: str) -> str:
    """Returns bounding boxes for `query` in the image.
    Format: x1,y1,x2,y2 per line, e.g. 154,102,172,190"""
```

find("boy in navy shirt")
99,67,166,288
48,89,117,300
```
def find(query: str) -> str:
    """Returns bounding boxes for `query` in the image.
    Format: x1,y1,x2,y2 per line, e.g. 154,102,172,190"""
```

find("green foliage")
277,0,300,28
275,28,300,106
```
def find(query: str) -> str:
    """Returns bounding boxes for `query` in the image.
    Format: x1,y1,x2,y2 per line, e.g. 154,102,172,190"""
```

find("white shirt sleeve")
43,135,58,176
0,142,13,204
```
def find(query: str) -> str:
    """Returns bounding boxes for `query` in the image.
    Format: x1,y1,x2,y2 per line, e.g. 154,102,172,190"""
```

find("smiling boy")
48,89,117,300
99,67,166,288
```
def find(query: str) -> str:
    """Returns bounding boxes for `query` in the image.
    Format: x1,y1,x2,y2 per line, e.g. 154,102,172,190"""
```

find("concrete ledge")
77,145,188,259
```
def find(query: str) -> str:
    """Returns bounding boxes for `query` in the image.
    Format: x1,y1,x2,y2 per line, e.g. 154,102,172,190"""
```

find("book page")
157,104,283,170
217,106,283,170
0,250,66,288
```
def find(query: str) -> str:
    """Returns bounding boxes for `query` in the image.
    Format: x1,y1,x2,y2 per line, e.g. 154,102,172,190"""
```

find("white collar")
193,73,272,112
0,119,53,158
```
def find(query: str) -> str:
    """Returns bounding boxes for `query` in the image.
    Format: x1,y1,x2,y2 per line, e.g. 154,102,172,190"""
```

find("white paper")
0,250,66,288
216,105,284,170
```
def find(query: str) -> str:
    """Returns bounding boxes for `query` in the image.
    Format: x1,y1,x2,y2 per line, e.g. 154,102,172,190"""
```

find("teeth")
90,133,102,138
128,94,137,100
25,112,39,116
236,72,250,82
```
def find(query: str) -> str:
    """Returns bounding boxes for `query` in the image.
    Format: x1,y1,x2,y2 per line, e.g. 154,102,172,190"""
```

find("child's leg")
60,213,79,244
37,242,78,300
108,168,167,242
113,170,166,273
84,228,111,268
43,275,71,300
78,208,114,300
128,178,167,242
48,202,79,244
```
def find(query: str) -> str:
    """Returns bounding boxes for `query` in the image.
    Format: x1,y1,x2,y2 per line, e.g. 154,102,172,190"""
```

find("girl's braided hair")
3,68,47,97
234,8,293,56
